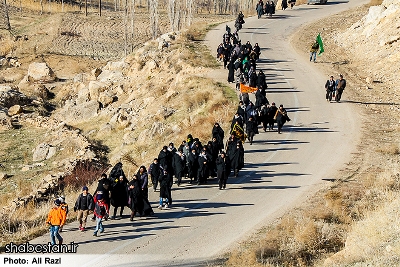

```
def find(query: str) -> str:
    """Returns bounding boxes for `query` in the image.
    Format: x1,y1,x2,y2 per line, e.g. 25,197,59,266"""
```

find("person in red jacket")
93,194,109,237
45,199,67,245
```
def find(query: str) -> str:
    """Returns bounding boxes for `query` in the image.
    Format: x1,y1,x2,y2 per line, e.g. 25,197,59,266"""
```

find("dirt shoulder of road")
221,3,400,267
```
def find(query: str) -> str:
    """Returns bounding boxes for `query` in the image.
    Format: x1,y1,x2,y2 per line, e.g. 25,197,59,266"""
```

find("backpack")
100,205,106,216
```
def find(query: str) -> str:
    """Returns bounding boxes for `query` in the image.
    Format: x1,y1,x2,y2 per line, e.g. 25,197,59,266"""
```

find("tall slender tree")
124,0,128,56
1,0,11,30
149,0,158,39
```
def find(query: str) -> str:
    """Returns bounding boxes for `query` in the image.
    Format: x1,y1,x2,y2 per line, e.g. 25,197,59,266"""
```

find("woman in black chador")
231,141,244,177
110,175,128,219
216,152,231,190
212,122,225,152
127,175,143,221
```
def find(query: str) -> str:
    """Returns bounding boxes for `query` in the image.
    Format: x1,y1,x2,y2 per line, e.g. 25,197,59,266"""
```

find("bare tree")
124,0,128,56
149,0,158,39
131,0,135,40
168,0,176,32
186,0,194,26
40,0,44,15
1,0,11,30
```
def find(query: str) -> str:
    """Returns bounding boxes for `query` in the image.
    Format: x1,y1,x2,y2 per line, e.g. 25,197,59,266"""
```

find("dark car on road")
307,0,328,4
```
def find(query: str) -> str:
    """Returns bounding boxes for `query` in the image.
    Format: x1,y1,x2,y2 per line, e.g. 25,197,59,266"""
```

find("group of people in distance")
256,0,276,18
281,0,296,10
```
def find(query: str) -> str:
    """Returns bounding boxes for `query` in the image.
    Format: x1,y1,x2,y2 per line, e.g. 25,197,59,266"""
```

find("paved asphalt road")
16,1,367,266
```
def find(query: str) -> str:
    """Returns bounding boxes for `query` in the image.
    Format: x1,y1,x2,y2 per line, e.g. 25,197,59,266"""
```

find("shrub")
61,160,109,190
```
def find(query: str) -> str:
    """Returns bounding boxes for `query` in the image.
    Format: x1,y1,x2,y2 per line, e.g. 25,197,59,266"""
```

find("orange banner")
240,83,257,93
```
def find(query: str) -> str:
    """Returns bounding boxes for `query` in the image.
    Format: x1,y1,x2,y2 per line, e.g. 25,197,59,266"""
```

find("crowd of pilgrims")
69,11,291,236
216,23,268,92
256,0,276,19
217,19,291,143
84,124,245,226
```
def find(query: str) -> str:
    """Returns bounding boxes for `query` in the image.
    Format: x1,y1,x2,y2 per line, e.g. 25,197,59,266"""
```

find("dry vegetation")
223,1,400,266
0,4,238,250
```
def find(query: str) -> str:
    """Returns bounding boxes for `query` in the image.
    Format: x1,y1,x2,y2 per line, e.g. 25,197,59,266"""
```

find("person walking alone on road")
310,40,319,62
325,76,336,102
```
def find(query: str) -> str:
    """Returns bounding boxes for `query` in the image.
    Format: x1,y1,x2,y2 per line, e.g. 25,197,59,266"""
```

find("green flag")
317,33,324,55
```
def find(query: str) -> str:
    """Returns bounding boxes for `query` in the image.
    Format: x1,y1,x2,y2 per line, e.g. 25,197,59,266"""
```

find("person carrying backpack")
93,194,109,237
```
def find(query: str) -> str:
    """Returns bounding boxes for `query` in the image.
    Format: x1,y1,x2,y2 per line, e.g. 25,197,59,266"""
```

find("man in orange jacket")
45,199,67,245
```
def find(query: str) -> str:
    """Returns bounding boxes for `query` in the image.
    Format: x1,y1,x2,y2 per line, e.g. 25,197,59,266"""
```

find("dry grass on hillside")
7,0,103,13
0,17,238,251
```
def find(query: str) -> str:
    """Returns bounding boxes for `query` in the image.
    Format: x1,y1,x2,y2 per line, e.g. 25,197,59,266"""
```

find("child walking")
93,194,109,236
45,199,67,245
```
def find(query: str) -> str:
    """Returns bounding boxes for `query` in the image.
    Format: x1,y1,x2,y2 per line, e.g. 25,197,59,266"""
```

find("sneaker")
163,204,169,209
93,232,97,236
80,227,85,232
158,205,163,210
78,225,82,231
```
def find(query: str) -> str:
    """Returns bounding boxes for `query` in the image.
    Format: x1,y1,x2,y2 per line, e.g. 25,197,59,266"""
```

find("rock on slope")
336,0,400,86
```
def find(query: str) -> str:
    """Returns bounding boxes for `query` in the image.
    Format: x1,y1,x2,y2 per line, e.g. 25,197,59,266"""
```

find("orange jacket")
46,206,67,226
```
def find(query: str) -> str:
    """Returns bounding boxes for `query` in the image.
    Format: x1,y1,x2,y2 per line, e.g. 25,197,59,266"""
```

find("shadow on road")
230,185,300,190
262,139,309,145
245,162,296,168
286,107,310,112
76,233,155,245
265,89,302,94
245,147,298,153
258,58,293,64
289,125,336,133
342,100,400,106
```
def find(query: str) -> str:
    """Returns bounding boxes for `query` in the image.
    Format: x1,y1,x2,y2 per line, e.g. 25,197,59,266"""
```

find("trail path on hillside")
26,1,367,266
